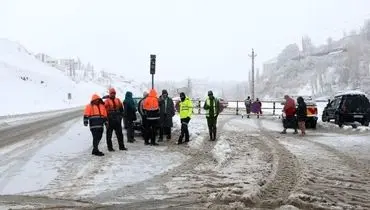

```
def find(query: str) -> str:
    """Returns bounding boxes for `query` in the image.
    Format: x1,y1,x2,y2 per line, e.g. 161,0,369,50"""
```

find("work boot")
92,150,104,156
108,148,115,152
280,129,287,134
119,146,128,151
293,130,298,134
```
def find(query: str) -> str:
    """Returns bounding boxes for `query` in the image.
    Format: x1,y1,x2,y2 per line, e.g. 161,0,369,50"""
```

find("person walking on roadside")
203,90,220,141
159,89,175,141
138,91,149,143
143,89,160,146
178,92,193,144
281,95,298,134
296,96,307,136
244,96,252,118
104,88,127,151
123,91,137,143
256,98,262,118
84,94,108,156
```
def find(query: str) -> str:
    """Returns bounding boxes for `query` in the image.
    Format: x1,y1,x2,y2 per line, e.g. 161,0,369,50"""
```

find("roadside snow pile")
211,136,232,167
173,115,207,149
0,39,106,115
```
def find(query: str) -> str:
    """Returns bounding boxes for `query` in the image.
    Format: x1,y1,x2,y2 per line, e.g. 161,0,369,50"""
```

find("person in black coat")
123,91,137,143
158,89,175,141
296,96,307,136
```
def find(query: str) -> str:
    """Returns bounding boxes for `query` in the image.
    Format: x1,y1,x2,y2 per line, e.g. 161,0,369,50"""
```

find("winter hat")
180,92,186,98
109,88,116,94
143,91,148,97
208,90,213,96
162,89,168,95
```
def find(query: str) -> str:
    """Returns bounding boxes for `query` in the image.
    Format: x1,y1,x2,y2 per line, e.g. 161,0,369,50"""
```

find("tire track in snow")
247,119,300,208
0,118,79,193
258,120,370,209
92,116,236,205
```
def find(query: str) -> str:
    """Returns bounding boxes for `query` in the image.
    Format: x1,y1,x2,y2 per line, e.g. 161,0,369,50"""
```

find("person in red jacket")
281,95,298,134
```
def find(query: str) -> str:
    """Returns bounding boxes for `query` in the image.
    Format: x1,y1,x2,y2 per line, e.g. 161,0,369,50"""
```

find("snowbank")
0,39,142,116
0,39,106,115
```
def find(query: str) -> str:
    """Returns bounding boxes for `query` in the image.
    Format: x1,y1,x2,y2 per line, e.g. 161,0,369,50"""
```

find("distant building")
35,53,58,67
263,57,277,75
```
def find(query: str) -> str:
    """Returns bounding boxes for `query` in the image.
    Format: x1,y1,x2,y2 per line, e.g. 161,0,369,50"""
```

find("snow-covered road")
0,115,369,210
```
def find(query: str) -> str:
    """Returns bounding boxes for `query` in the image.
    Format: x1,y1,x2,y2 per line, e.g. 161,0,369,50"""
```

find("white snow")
334,90,367,97
0,39,141,116
0,119,188,198
211,136,232,167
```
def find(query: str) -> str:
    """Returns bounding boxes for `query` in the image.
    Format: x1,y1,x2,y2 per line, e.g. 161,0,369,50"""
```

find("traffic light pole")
152,74,154,89
150,54,156,89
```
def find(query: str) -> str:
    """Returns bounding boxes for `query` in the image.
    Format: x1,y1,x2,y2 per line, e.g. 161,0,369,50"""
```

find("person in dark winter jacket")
296,96,307,136
158,89,175,141
104,88,127,151
244,96,252,118
124,91,137,143
138,91,148,140
203,90,220,141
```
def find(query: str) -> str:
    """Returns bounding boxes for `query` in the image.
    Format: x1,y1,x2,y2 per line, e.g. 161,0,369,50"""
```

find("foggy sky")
1,0,370,82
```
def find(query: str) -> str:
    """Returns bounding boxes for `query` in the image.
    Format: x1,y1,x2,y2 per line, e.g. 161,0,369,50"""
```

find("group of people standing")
83,87,221,156
244,96,262,118
281,95,307,136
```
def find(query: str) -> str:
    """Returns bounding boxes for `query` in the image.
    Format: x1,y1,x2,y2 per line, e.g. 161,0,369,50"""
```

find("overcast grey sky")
1,0,370,82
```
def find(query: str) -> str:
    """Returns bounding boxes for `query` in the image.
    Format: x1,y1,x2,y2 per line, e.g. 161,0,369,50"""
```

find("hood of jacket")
148,89,158,98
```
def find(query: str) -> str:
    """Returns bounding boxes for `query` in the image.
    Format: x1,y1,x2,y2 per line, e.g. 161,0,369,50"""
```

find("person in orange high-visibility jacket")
142,89,160,145
104,88,127,151
84,94,108,156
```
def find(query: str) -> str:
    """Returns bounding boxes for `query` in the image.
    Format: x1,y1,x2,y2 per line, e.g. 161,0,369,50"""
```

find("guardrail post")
236,101,239,115
273,102,276,115
198,100,201,114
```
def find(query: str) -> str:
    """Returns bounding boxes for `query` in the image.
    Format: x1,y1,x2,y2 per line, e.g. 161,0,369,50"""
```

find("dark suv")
322,92,370,127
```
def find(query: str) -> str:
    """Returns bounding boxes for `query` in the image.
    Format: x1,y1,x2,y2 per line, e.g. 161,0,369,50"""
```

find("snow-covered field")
0,113,369,209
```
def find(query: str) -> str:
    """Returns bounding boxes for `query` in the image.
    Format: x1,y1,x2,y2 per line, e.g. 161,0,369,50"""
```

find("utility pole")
187,78,192,97
248,49,257,100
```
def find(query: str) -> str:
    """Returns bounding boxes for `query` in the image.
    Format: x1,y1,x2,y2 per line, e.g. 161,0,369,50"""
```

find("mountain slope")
0,39,140,115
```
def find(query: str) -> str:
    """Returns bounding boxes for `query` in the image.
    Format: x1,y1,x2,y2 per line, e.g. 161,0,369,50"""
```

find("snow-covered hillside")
0,39,141,115
259,21,370,99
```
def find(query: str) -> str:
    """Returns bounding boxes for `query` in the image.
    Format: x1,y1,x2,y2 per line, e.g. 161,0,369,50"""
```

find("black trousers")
106,121,125,149
206,117,218,140
283,116,298,130
179,118,190,143
126,120,134,142
145,119,158,144
91,128,103,152
159,126,171,139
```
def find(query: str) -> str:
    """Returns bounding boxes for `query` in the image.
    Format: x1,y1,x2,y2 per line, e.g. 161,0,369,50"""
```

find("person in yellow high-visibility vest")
203,90,220,141
178,92,193,144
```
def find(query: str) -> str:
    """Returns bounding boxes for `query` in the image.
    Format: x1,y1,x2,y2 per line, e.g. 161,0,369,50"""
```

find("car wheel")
362,119,369,126
335,115,343,128
322,114,327,122
312,120,317,129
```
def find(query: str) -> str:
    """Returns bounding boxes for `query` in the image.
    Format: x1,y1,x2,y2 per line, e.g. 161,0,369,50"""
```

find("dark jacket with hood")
159,94,175,127
296,97,307,121
123,91,137,121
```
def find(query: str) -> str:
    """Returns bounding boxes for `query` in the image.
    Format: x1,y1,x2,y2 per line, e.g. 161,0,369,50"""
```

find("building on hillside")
262,57,277,76
35,53,58,67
